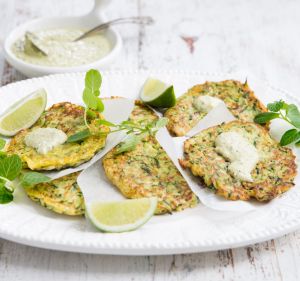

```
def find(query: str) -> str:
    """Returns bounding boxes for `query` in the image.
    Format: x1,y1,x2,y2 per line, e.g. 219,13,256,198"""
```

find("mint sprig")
67,69,169,154
0,139,51,204
254,100,300,146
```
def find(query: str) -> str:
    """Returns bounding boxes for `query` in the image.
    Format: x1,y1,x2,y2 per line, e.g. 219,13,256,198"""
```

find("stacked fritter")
166,80,297,201
165,80,267,136
7,102,109,215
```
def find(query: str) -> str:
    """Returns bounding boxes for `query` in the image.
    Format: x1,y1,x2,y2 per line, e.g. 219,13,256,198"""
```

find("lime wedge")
0,88,47,136
86,197,157,233
140,78,176,108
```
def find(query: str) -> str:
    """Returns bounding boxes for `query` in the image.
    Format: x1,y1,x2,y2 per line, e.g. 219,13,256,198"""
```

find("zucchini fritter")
165,80,267,136
25,172,84,216
103,102,198,214
180,121,297,201
6,102,109,170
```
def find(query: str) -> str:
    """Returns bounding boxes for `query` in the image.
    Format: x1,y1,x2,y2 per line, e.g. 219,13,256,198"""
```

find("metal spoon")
73,16,154,41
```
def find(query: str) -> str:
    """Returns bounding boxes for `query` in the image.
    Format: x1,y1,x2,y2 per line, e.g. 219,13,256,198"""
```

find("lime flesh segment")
140,78,176,108
87,197,157,233
0,88,47,136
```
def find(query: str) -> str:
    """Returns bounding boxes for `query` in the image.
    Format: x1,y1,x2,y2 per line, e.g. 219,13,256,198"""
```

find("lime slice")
140,78,176,108
0,88,47,136
86,197,157,233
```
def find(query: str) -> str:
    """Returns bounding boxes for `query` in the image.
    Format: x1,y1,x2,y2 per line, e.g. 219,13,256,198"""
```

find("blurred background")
0,0,299,93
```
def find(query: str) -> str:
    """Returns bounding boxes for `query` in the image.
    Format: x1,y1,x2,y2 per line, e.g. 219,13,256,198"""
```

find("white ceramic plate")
0,70,300,256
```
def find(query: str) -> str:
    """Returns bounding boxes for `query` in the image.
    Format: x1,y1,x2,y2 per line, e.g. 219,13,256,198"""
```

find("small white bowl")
3,0,122,77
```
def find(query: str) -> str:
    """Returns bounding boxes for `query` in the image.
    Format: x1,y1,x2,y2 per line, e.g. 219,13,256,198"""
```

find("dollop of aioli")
25,128,67,155
193,95,222,113
215,132,260,182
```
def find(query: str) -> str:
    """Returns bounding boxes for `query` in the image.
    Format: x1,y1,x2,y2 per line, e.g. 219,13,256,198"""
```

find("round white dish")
0,70,299,256
3,0,122,77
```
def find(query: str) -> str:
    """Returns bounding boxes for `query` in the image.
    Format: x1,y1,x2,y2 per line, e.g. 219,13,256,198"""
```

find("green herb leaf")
267,100,285,112
154,117,168,129
0,139,6,150
280,129,300,146
254,112,279,124
97,119,116,127
114,134,141,154
83,88,98,110
96,97,104,112
67,129,91,143
295,140,300,147
86,109,97,119
0,184,13,204
20,172,51,187
0,155,22,181
85,69,102,95
286,104,300,128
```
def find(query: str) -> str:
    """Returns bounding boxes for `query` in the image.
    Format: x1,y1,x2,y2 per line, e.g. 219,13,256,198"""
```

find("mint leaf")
0,139,6,150
286,104,300,128
86,109,97,119
67,129,91,143
85,69,102,95
0,155,22,181
154,117,168,129
97,119,116,127
115,134,140,154
280,129,300,146
0,184,13,204
267,100,285,112
83,88,98,110
254,112,279,124
21,172,51,187
96,97,104,112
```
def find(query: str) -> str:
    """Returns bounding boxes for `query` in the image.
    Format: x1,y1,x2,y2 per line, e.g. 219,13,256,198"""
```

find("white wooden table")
1,0,300,280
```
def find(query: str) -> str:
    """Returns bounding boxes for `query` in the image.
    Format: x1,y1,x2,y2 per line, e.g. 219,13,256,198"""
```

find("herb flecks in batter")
255,100,300,146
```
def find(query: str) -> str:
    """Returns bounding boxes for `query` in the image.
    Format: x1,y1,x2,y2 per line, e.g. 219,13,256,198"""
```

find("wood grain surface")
0,0,300,280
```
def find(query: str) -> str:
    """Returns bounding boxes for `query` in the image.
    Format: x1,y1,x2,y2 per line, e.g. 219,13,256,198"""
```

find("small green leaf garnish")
267,100,286,112
0,155,22,181
97,119,116,127
67,129,91,143
0,183,13,204
85,69,102,95
20,172,51,187
286,104,300,128
254,112,279,124
0,139,6,150
255,100,300,146
280,129,300,146
115,134,142,154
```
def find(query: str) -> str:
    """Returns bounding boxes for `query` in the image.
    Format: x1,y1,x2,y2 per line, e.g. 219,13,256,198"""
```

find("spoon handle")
74,16,154,41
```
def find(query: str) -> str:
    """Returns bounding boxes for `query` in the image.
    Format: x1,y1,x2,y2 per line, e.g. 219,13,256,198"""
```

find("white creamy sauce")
193,95,222,113
215,131,260,182
12,29,111,67
24,128,67,154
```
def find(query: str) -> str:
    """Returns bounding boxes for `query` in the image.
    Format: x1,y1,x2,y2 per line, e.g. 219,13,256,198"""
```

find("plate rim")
0,70,299,255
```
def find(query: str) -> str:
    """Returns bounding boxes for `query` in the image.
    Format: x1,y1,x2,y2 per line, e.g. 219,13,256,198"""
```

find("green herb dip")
11,29,111,67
